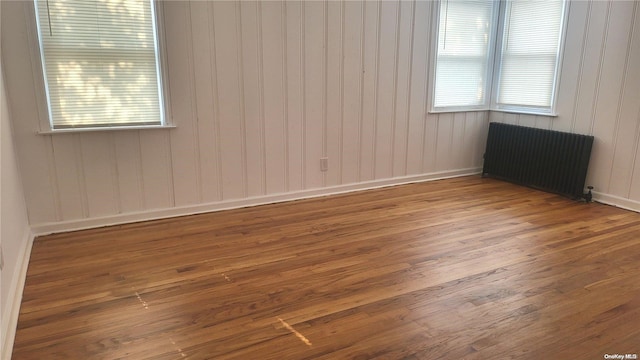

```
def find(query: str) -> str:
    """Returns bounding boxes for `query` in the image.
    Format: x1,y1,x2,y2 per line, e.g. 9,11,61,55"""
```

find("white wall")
0,21,32,359
490,0,640,211
1,1,488,233
5,0,637,232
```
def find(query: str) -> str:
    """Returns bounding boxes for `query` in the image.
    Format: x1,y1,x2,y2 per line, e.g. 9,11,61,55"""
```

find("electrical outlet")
320,157,329,172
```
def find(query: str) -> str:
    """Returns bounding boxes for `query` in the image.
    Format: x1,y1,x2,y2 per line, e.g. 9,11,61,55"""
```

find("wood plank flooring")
12,176,640,359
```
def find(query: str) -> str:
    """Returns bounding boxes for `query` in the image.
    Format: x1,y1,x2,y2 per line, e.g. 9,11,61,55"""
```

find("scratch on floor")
277,317,312,346
169,337,188,358
134,291,149,310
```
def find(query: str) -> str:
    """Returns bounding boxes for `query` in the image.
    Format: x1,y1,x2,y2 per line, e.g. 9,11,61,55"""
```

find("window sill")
489,109,558,117
429,109,489,114
38,124,176,135
429,108,558,117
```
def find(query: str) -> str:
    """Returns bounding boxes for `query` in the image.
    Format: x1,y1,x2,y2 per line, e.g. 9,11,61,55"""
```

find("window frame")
29,0,173,133
489,0,569,116
429,0,568,117
429,0,500,114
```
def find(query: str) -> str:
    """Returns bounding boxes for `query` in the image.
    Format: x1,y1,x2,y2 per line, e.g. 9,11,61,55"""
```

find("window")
433,0,497,110
431,0,566,115
493,0,565,113
34,0,165,130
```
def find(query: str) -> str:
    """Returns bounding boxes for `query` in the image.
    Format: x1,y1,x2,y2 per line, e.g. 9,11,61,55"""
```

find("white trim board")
2,229,35,360
593,191,640,213
31,168,482,236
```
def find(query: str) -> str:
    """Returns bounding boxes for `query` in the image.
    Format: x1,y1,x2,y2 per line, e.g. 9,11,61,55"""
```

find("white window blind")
34,0,164,129
433,0,496,109
496,0,564,110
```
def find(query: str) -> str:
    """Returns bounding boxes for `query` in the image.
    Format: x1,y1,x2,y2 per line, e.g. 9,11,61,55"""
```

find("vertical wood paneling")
519,114,536,128
8,0,640,226
503,113,518,125
609,2,640,198
407,0,432,176
114,132,144,214
326,1,345,186
534,115,552,130
589,1,635,192
321,0,329,188
423,114,439,173
462,112,476,169
79,133,118,217
359,0,380,182
491,111,504,124
261,1,287,194
212,1,245,200
572,0,609,135
474,112,489,168
240,1,266,197
163,1,200,206
1,1,58,224
303,1,325,189
139,131,173,210
373,1,399,180
554,0,589,132
51,136,84,220
190,1,220,203
392,0,414,178
435,113,453,171
325,0,343,187
340,1,364,184
452,112,466,169
74,135,90,217
630,113,640,199
285,1,304,192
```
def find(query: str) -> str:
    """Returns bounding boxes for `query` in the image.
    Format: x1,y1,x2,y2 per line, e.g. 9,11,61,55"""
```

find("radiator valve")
584,186,594,203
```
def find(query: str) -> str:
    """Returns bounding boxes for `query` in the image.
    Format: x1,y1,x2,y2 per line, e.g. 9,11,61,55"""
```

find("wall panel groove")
402,0,417,177
284,1,303,192
630,106,640,199
389,0,401,178
190,1,215,203
301,1,307,189
109,133,122,214
187,3,203,203
356,0,365,183
588,0,613,134
186,3,203,202
45,115,62,221
322,0,328,187
370,0,381,180
136,131,146,209
338,0,345,185
207,1,223,201
257,2,267,195
282,1,290,192
569,1,591,132
606,0,637,193
74,135,89,219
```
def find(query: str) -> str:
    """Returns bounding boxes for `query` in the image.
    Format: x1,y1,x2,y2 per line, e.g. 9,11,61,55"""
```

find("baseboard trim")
593,191,640,213
31,168,482,236
2,229,34,360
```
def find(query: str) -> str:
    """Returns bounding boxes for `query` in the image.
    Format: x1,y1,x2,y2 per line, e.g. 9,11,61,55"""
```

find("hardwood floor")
12,176,640,359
